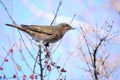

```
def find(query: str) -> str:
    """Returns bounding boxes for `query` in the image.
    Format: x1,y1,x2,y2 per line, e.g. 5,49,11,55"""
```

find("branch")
38,45,43,80
50,0,62,26
79,26,93,65
69,14,76,25
79,25,94,80
0,0,16,24
93,38,105,80
79,45,94,80
33,51,40,79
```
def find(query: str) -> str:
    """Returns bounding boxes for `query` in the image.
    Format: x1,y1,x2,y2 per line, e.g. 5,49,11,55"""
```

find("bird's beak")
71,27,75,30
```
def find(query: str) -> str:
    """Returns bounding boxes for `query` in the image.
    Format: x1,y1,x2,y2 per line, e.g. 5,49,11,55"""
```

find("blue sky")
0,0,120,80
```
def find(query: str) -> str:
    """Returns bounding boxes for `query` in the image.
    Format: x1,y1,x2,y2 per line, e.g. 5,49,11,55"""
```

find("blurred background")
0,0,120,80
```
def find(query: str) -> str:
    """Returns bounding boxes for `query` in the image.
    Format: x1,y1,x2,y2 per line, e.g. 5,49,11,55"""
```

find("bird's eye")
65,24,69,26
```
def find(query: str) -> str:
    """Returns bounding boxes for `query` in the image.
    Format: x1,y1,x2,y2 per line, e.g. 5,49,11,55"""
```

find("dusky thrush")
5,23,74,45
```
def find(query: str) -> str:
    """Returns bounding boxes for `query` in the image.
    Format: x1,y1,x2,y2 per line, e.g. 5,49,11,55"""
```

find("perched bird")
5,23,74,46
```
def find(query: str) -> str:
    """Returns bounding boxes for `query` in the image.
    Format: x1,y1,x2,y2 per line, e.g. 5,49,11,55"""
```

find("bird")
5,23,75,46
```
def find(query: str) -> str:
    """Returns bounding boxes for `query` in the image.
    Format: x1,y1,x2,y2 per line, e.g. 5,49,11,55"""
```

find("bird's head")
57,23,75,34
57,23,75,35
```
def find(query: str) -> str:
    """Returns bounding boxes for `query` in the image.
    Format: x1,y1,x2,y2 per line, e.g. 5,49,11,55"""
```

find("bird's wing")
20,25,55,35
5,24,55,35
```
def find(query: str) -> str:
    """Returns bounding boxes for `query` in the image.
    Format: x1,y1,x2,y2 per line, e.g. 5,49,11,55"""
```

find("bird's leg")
44,43,49,49
39,41,49,51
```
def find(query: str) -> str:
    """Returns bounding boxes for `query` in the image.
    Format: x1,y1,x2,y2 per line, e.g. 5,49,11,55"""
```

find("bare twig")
0,0,16,24
50,0,62,26
79,45,95,80
33,50,40,79
51,38,63,55
69,14,76,25
79,26,93,65
78,25,95,80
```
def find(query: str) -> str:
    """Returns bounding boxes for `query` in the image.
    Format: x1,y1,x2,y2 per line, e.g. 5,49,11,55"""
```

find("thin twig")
2,47,18,67
79,45,95,80
69,14,76,25
19,31,37,60
0,44,15,67
50,0,62,26
79,25,94,80
33,51,40,79
0,0,16,24
51,38,63,55
45,51,65,79
79,25,93,64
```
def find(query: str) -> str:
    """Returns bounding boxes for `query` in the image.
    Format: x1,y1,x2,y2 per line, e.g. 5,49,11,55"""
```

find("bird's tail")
5,24,27,32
